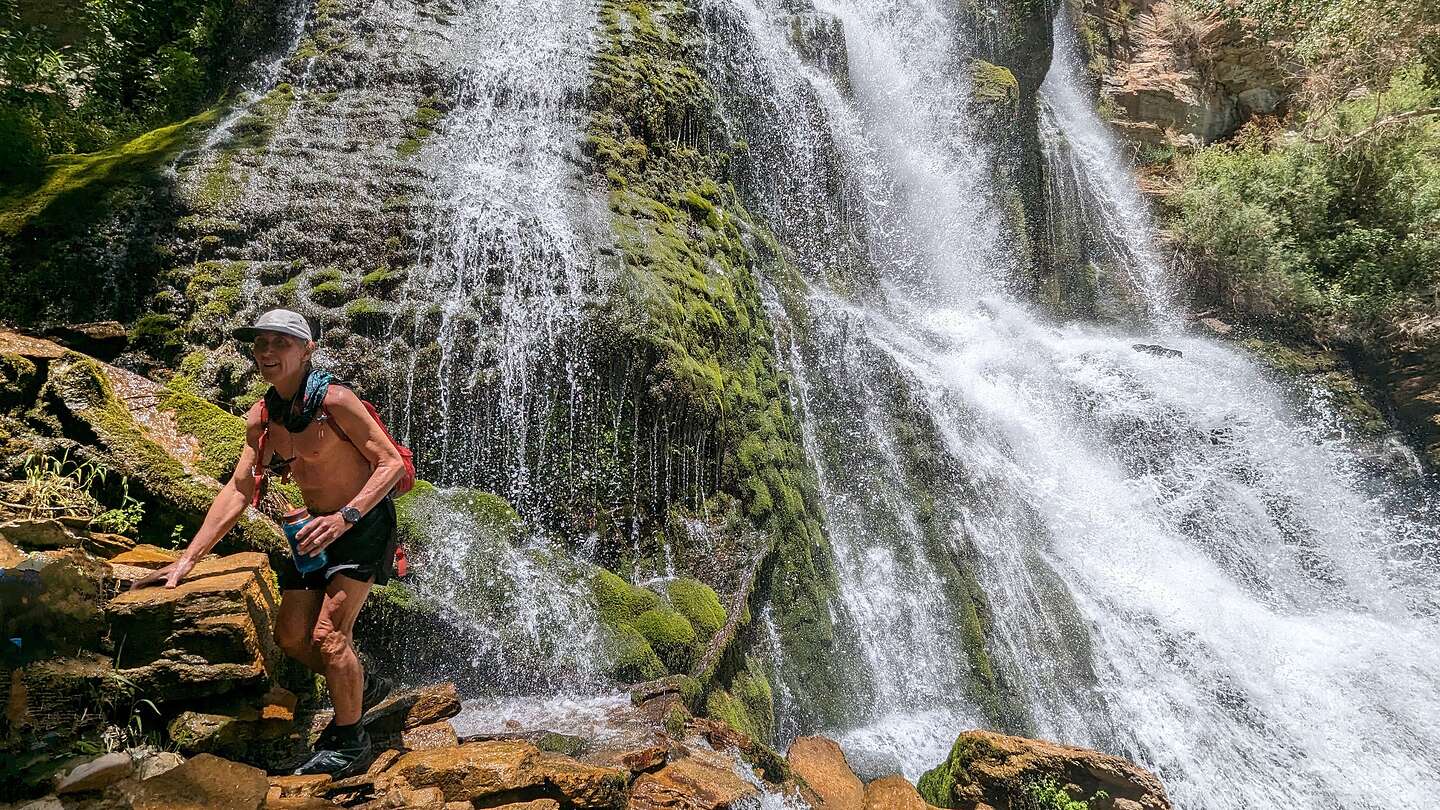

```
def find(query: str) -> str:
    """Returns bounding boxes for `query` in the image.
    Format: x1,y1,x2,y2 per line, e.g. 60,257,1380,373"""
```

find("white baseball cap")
232,309,314,343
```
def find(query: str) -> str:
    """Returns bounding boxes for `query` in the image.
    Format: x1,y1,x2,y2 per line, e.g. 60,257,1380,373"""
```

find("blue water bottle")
282,507,328,574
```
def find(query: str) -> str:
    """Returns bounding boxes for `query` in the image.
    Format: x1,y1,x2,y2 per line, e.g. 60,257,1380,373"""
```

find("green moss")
396,138,423,158
1241,337,1389,436
361,266,406,294
601,623,668,682
589,0,857,726
917,734,999,808
591,569,662,627
128,314,185,360
970,59,1020,105
441,489,522,541
46,354,282,553
667,577,726,638
309,280,349,308
631,608,698,673
157,377,247,480
0,107,222,238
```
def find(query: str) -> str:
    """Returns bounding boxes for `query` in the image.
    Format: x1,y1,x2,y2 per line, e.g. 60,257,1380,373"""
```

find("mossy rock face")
631,607,699,673
970,59,1020,106
917,735,999,808
440,489,521,542
601,623,668,683
43,353,283,553
591,569,662,627
666,577,726,638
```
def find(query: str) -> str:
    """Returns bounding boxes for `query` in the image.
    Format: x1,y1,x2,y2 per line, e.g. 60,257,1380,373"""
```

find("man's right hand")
130,558,196,590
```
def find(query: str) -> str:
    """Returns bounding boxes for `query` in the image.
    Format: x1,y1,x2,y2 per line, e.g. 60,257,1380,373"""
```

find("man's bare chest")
267,420,347,472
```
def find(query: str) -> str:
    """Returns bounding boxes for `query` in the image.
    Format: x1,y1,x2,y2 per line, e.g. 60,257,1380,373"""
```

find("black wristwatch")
340,505,363,524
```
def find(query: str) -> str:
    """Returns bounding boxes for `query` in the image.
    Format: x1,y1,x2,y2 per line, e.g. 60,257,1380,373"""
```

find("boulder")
115,753,269,809
55,752,133,794
134,750,185,780
0,518,81,550
403,721,460,752
105,552,282,701
268,774,333,799
109,543,180,568
167,686,299,759
787,736,863,810
532,753,628,808
380,740,541,802
366,681,462,736
863,775,931,810
915,731,1171,810
628,746,759,810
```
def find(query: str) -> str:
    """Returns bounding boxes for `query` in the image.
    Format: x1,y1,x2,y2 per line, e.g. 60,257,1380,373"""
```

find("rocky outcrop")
1071,0,1294,148
917,730,1171,810
787,736,863,810
0,330,285,556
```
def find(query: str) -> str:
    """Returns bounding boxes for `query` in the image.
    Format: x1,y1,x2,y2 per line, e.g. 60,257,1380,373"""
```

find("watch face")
342,506,362,523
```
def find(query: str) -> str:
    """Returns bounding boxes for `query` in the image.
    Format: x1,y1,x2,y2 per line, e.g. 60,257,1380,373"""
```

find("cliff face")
1068,0,1294,149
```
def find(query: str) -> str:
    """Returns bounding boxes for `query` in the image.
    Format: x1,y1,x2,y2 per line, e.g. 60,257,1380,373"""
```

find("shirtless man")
133,309,406,776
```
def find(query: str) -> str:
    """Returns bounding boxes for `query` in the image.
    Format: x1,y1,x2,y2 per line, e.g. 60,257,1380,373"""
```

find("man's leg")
312,575,373,726
275,589,326,672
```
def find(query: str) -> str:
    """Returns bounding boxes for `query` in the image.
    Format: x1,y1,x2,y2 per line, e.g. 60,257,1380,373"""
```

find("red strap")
251,399,270,507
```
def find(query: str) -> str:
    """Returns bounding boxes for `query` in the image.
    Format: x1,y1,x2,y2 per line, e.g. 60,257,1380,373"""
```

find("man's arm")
294,387,406,556
132,402,264,589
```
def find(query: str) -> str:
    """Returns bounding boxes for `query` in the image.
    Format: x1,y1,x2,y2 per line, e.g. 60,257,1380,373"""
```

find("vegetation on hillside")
1172,0,1439,338
0,0,249,186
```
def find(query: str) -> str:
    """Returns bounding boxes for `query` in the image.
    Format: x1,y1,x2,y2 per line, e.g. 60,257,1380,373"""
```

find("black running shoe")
294,724,373,778
361,671,393,713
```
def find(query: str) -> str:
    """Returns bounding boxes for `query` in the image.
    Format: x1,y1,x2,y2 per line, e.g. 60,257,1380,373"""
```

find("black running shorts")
277,497,398,591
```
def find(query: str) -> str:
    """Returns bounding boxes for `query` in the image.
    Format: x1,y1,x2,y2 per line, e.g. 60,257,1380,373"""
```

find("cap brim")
232,325,312,343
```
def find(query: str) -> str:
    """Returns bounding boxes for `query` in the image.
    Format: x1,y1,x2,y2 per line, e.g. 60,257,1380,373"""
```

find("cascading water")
1038,6,1178,325
696,0,1440,807
382,0,615,692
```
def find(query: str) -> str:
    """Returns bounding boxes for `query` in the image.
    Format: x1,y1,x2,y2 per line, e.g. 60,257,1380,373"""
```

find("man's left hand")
296,513,351,555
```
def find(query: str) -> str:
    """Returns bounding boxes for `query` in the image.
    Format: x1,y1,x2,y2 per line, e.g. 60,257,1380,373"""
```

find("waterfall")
1038,5,1178,325
697,0,1440,807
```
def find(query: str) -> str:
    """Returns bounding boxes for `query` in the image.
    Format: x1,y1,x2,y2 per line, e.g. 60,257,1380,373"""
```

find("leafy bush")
1170,66,1440,328
0,0,241,185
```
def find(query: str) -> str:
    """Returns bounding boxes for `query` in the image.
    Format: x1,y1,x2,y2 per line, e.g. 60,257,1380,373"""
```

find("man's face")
251,332,311,382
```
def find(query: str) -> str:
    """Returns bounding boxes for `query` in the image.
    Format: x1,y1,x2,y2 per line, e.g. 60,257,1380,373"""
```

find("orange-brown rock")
403,721,460,752
109,544,182,568
533,752,629,808
916,731,1170,810
268,774,333,799
787,736,863,810
105,552,281,700
0,534,24,567
863,775,931,810
116,753,269,809
381,740,540,802
628,746,759,810
367,682,463,736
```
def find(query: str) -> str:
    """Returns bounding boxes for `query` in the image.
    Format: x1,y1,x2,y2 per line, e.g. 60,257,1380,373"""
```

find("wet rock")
1132,344,1183,358
532,753,628,808
82,531,136,558
0,518,81,550
115,753,269,809
105,552,282,701
55,752,133,794
366,682,462,736
916,730,1171,810
863,775,930,810
787,736,863,810
380,740,540,802
403,721,460,752
41,321,129,361
109,543,182,568
628,746,759,810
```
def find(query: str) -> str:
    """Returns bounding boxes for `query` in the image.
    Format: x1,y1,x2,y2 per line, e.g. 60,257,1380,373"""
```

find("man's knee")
275,622,312,658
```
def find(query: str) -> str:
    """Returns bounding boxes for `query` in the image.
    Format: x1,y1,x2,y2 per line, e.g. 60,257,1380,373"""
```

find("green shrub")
1171,65,1440,327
